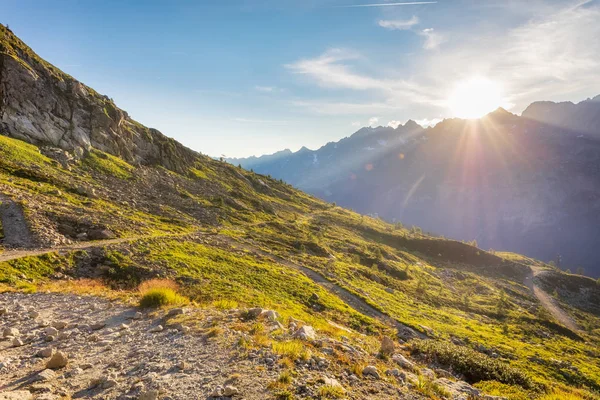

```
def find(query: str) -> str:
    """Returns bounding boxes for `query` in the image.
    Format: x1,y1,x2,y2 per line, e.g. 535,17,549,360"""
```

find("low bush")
410,340,535,389
138,279,187,308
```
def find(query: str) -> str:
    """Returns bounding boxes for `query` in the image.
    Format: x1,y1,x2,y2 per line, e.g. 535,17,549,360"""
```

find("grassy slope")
1,133,599,399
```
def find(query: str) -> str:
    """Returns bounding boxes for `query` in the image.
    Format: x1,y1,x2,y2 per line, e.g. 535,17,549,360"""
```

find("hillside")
230,103,600,278
1,24,600,400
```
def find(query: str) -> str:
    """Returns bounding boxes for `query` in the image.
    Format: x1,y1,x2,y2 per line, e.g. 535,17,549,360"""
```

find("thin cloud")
378,16,420,30
420,28,446,50
255,85,282,93
368,116,379,127
232,117,289,125
336,1,437,8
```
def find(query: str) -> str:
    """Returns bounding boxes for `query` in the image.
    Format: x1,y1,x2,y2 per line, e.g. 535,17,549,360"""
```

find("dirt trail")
0,194,35,249
524,267,580,332
0,221,419,337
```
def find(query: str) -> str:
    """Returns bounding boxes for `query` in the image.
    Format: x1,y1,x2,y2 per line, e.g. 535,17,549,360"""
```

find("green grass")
411,339,535,389
82,149,134,179
139,288,187,308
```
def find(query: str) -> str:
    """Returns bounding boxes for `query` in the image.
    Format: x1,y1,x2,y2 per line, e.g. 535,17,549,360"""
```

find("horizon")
3,0,600,158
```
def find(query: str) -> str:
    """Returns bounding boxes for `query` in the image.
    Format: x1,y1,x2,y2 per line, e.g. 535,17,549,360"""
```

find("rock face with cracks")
0,25,200,173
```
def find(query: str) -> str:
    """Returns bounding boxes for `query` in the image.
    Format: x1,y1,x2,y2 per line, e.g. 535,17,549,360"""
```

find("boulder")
293,325,316,340
88,229,115,240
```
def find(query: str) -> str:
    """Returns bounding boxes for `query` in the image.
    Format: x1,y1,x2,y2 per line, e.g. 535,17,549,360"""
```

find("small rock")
247,307,263,319
37,347,54,358
177,361,188,371
29,311,40,319
293,325,316,340
210,385,224,398
262,310,279,321
362,365,380,379
0,391,33,400
133,312,143,320
149,325,164,333
12,338,24,347
91,322,106,331
52,321,68,330
421,368,435,380
223,385,239,396
35,369,57,382
3,327,19,338
392,354,415,370
44,327,59,336
138,390,159,400
166,308,184,317
46,351,68,369
101,379,118,389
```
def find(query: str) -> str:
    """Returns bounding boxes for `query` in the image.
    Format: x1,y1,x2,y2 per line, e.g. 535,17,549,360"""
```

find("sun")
448,77,506,119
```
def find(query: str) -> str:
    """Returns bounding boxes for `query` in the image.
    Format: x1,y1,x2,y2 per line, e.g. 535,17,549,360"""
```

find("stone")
91,322,106,331
293,325,316,340
0,391,33,400
149,325,164,333
392,354,415,370
45,335,56,342
174,323,190,334
421,368,436,380
138,390,160,400
434,378,481,398
11,338,24,347
101,379,118,389
223,385,239,396
177,361,188,371
262,310,279,321
210,385,224,398
385,368,401,377
166,308,185,317
88,229,115,240
46,351,68,369
52,321,68,330
380,336,395,356
35,369,57,382
247,307,264,319
362,365,380,379
29,310,40,318
3,327,19,338
133,311,143,320
322,377,343,388
37,347,54,358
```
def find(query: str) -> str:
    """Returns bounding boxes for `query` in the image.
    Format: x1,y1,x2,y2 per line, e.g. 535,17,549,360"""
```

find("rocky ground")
0,292,500,400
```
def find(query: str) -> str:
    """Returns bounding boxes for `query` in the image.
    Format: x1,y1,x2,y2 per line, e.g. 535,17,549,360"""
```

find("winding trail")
218,234,421,336
524,267,580,332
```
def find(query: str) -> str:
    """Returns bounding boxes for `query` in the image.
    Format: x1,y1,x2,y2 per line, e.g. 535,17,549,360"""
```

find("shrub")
410,340,534,389
272,340,311,361
138,279,187,308
318,385,345,399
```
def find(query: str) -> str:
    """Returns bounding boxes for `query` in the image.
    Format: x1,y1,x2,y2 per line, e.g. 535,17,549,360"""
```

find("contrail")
336,1,437,7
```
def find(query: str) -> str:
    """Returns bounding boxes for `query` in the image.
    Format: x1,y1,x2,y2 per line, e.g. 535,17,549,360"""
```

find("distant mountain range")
229,96,600,276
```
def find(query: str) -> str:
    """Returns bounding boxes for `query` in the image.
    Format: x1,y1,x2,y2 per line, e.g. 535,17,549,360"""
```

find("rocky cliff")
0,24,199,173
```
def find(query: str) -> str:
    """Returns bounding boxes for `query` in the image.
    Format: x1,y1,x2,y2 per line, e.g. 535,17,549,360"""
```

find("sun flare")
448,77,506,119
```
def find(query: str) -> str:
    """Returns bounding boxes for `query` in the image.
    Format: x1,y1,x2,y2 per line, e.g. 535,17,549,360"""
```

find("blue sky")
3,0,600,157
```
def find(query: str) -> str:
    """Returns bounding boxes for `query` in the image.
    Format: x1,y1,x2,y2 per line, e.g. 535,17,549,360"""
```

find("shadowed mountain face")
231,101,600,277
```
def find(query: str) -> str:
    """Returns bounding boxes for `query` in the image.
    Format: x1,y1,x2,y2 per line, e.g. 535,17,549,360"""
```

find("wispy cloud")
336,1,437,8
255,85,282,93
419,28,446,50
368,116,379,127
378,16,419,30
387,120,402,128
232,117,289,125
